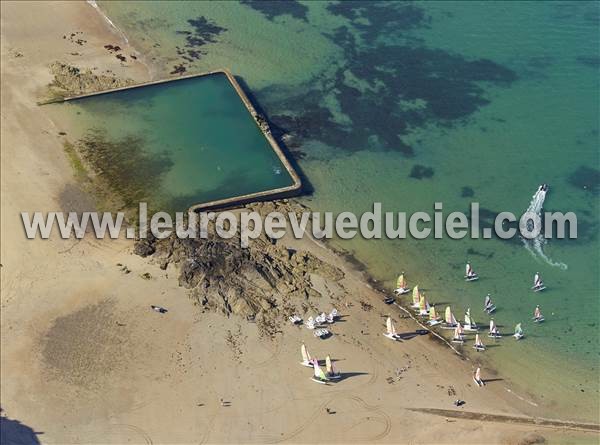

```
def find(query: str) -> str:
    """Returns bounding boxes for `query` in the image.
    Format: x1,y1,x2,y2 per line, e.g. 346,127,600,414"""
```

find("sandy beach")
1,2,598,444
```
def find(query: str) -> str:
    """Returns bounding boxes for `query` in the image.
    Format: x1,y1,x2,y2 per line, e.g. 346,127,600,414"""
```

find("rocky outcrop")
47,62,133,99
134,201,344,337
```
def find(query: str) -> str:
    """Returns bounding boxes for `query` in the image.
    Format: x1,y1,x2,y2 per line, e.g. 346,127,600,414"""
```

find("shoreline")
1,1,597,443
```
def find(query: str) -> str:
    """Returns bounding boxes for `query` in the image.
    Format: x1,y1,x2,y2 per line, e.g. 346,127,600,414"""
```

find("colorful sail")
313,360,327,380
326,355,334,374
397,273,406,289
412,285,420,305
429,306,437,320
419,295,427,312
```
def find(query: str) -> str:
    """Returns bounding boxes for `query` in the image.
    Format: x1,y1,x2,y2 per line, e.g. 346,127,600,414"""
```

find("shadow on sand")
0,408,43,445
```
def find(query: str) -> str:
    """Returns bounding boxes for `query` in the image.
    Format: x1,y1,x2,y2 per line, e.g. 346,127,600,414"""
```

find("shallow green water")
96,0,599,420
52,73,295,211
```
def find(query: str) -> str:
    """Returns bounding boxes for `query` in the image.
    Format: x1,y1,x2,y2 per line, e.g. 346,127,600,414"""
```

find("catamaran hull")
473,346,486,351
463,325,479,332
428,320,442,326
485,306,496,314
452,338,464,344
513,334,524,340
532,286,546,292
395,288,411,295
473,378,485,387
383,333,401,341
311,377,328,385
488,334,502,339
327,374,342,380
533,317,545,323
301,361,314,367
465,275,479,282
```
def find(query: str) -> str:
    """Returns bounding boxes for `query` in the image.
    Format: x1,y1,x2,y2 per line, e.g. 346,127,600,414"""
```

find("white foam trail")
86,0,129,44
522,187,568,270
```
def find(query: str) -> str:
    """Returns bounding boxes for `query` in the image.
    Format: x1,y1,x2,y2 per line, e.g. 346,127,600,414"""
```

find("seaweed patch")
74,129,173,213
173,17,227,73
241,0,308,22
259,2,517,157
568,166,600,194
409,165,434,179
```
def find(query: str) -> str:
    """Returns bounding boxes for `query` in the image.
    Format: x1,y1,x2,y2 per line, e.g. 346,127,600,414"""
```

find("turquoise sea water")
51,73,295,211
95,1,599,420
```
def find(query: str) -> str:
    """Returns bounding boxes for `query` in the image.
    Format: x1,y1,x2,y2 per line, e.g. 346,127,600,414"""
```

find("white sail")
465,308,472,326
386,317,397,335
475,334,484,347
489,320,495,332
475,367,481,380
301,344,311,363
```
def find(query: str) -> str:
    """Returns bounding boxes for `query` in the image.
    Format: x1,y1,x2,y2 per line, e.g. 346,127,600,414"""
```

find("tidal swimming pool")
53,71,300,212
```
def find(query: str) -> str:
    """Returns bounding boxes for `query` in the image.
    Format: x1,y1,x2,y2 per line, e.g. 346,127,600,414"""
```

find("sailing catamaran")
513,323,524,340
394,272,411,295
442,306,458,329
301,343,313,367
411,285,420,309
473,333,486,351
532,272,546,292
311,359,329,384
417,295,430,316
473,367,485,387
483,294,496,314
533,305,545,323
427,306,442,326
383,316,401,341
325,355,342,380
464,308,479,331
488,319,501,338
465,262,479,281
452,323,465,343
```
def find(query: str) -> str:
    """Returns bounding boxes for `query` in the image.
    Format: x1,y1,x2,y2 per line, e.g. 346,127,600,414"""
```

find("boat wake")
522,185,568,270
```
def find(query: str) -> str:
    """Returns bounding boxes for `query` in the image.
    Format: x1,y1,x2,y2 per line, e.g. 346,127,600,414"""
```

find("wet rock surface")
47,61,133,100
134,201,344,337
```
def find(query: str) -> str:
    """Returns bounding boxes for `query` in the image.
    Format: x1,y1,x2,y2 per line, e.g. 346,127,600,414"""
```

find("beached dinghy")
325,355,342,380
463,308,479,332
473,367,485,387
465,262,479,281
305,316,316,330
513,323,524,340
314,328,331,339
315,313,328,325
289,315,303,325
532,272,546,292
427,306,442,326
394,272,411,295
311,359,329,384
442,306,458,329
488,319,501,338
452,323,465,344
532,305,545,323
473,334,486,351
483,294,496,314
300,343,314,367
411,286,421,309
383,316,401,341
